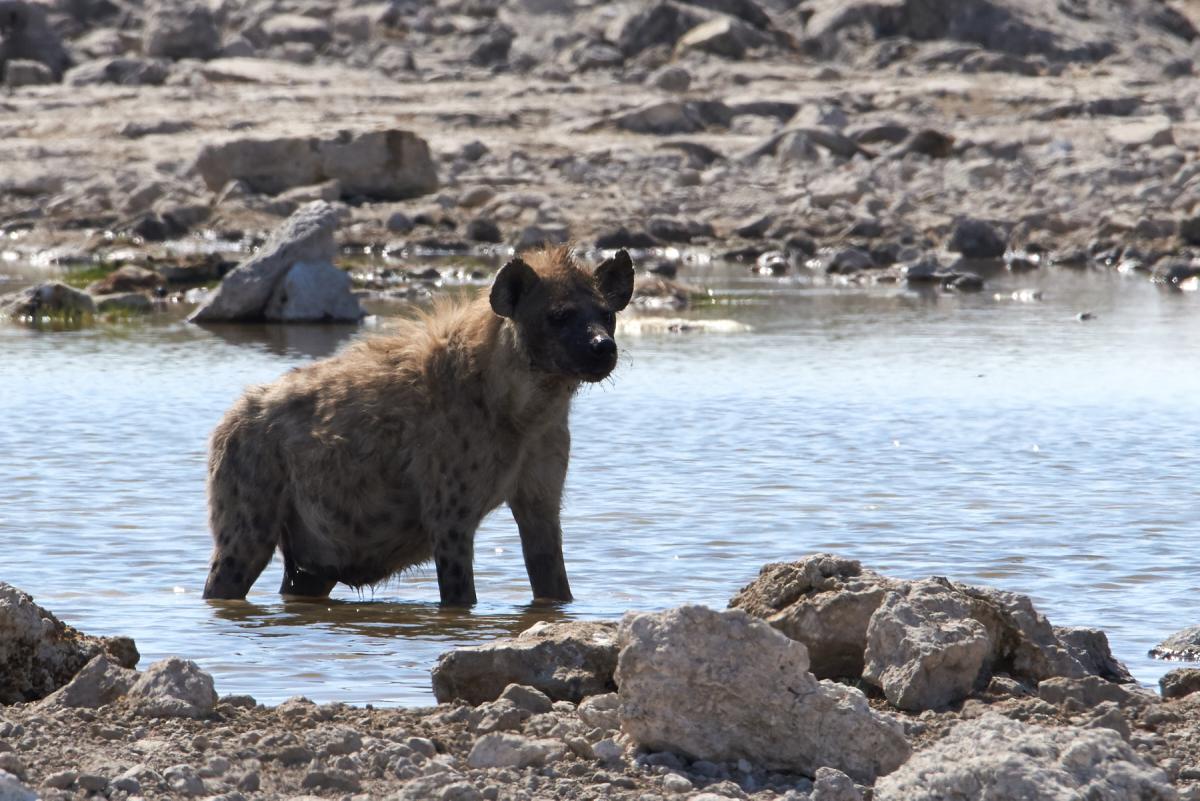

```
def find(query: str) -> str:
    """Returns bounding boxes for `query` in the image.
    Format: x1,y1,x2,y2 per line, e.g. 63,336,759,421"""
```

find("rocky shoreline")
3,0,1200,315
4,554,1200,800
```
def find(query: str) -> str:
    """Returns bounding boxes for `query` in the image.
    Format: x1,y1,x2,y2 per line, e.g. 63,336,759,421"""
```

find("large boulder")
432,621,618,705
143,1,221,60
0,0,69,79
189,201,363,323
65,57,169,86
616,605,910,784
195,129,438,200
730,554,1098,711
874,714,1175,800
0,583,138,704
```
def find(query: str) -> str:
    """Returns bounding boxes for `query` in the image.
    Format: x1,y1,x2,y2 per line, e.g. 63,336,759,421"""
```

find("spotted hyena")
201,246,635,605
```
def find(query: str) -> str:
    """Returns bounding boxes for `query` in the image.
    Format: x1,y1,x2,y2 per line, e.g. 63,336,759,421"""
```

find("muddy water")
2,258,1198,705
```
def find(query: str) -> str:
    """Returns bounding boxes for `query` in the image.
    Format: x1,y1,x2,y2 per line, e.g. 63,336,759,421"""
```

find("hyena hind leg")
202,489,282,600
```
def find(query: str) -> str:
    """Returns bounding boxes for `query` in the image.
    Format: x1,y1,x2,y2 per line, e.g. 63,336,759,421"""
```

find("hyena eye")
548,308,576,326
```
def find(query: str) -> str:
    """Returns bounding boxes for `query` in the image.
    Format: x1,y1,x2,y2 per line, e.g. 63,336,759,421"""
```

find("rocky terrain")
3,0,1200,319
4,554,1200,800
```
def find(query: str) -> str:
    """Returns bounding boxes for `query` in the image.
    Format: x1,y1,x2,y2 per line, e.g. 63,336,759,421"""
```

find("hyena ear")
490,257,539,318
594,249,634,311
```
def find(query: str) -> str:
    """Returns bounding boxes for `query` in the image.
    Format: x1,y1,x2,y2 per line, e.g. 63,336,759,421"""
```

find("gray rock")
613,2,703,56
948,217,1007,258
65,56,169,86
1,282,96,322
87,265,164,294
191,201,361,324
515,224,569,250
466,733,566,769
143,2,220,60
37,654,137,709
675,17,769,59
0,582,138,703
1055,626,1135,683
803,0,1118,62
1106,117,1174,149
0,0,69,79
863,580,991,711
0,770,36,801
1147,623,1200,661
1037,676,1151,710
811,767,863,801
729,554,893,678
1160,668,1200,700
260,14,332,47
467,699,525,733
395,773,482,801
611,100,732,135
465,217,502,243
163,764,205,796
874,714,1175,801
195,129,438,200
616,605,910,784
2,58,53,86
263,261,363,323
469,24,514,67
649,65,690,92
128,657,218,718
497,683,552,715
432,620,618,704
953,583,1086,683
577,692,620,732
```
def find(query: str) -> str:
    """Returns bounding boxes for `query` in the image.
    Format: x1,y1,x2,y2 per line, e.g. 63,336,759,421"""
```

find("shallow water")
2,258,1198,705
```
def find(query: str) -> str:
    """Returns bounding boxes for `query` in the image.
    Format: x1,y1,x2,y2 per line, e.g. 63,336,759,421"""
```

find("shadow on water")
206,597,575,643
197,322,362,360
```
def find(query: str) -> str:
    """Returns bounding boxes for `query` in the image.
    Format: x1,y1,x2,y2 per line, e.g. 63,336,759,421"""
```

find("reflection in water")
1,262,1198,705
208,598,572,642
197,322,361,360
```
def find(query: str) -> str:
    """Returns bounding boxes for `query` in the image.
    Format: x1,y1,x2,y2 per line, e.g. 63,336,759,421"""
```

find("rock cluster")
728,553,1127,711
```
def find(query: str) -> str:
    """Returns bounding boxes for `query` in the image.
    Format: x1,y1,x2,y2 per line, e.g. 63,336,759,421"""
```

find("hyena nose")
590,335,616,358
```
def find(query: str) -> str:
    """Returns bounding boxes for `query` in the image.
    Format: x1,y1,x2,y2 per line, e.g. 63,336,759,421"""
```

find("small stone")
466,217,502,243
76,774,108,792
662,772,693,793
592,738,624,763
1160,668,1200,700
41,771,77,790
386,211,414,233
497,684,553,715
128,657,217,718
948,217,1007,258
649,66,690,92
466,733,566,769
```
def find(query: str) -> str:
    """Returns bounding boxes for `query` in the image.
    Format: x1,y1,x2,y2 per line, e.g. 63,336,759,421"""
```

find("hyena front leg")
509,425,572,603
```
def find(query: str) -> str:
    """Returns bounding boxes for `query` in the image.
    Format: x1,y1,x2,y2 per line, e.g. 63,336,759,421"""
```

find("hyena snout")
580,334,617,381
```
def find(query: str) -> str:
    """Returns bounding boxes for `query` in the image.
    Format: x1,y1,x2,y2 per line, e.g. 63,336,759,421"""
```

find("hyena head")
490,246,634,382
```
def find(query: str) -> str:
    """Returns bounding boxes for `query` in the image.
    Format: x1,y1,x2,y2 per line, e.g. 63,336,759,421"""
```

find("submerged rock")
432,620,618,705
1151,625,1200,661
874,714,1175,800
616,605,911,783
189,201,363,324
0,282,96,322
195,129,438,200
0,582,138,704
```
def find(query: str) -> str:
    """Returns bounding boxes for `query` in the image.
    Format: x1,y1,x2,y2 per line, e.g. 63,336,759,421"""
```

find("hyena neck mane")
401,296,578,427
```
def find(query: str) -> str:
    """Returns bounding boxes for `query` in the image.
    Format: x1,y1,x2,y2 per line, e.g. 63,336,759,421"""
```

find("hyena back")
202,246,634,605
